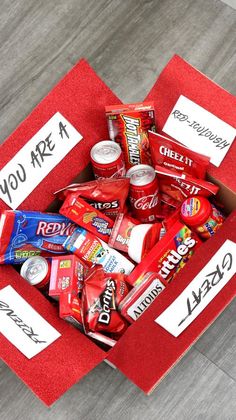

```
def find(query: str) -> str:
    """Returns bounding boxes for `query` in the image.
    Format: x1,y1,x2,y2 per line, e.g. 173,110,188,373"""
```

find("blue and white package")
0,210,77,264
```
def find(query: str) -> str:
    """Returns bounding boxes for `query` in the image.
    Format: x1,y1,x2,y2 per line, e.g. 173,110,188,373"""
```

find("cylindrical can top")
20,256,49,286
126,164,156,186
90,140,122,164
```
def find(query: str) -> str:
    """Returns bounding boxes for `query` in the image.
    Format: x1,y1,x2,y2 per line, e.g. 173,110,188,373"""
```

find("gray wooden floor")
0,0,236,419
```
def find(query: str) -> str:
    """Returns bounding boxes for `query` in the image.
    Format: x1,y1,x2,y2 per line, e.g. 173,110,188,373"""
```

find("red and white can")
20,256,50,289
90,140,125,179
126,164,160,222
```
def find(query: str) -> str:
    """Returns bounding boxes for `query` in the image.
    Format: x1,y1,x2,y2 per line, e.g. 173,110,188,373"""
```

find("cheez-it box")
0,55,236,406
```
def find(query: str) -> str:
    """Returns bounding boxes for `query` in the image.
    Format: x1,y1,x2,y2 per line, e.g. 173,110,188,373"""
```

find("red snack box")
105,102,156,169
59,292,83,328
155,165,219,202
119,272,166,323
127,221,202,286
49,254,88,299
1,57,236,407
149,131,210,178
60,194,114,243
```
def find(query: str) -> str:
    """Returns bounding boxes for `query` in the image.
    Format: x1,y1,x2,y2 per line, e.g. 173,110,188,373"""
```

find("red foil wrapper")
55,177,130,220
82,266,129,336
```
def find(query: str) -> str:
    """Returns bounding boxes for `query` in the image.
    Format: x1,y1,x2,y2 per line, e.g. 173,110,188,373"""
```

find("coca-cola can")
126,164,160,222
90,140,126,179
20,256,50,289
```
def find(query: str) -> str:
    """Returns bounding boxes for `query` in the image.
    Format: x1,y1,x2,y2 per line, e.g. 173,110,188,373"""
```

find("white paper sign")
0,112,83,209
155,240,236,337
0,286,61,358
163,95,236,167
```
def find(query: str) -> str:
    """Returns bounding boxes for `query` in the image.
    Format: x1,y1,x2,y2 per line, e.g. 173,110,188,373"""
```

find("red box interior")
0,56,236,406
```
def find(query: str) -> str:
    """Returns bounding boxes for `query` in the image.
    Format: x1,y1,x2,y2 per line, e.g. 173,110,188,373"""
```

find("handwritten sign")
163,95,236,167
0,285,61,358
0,112,83,209
155,240,236,337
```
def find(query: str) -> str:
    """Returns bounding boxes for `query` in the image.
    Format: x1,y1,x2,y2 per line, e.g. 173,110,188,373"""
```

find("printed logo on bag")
163,95,236,167
0,286,61,358
0,112,83,209
155,240,236,337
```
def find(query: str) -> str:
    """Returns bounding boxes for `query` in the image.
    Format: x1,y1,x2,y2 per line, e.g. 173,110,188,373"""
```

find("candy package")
105,102,156,169
0,210,76,264
127,221,201,286
119,272,166,323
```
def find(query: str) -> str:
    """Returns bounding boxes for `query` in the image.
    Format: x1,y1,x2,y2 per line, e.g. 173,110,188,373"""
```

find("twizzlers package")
155,165,219,202
55,178,130,220
149,131,210,179
105,102,156,169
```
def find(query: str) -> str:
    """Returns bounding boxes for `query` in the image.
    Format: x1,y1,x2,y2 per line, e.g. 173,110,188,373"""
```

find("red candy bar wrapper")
149,132,210,179
59,293,83,329
55,178,130,220
82,266,129,337
49,254,89,299
155,165,219,202
119,272,166,323
60,195,114,243
105,102,156,169
108,213,140,253
127,221,201,286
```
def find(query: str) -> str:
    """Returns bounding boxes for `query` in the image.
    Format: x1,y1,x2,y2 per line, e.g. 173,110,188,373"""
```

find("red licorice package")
105,102,156,169
55,178,130,220
155,165,219,202
59,195,114,243
82,266,129,337
149,132,210,179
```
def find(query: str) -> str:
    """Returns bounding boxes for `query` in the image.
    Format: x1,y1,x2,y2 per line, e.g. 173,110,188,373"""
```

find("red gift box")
0,56,236,406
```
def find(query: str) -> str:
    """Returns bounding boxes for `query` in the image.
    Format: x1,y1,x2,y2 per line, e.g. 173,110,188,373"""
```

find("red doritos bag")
82,266,129,337
55,177,130,220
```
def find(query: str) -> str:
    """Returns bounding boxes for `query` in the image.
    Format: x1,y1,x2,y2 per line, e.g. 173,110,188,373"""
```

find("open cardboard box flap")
0,55,236,405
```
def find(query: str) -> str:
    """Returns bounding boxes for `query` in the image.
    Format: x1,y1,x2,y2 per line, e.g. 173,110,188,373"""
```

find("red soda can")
20,256,50,289
90,140,125,179
126,164,160,222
